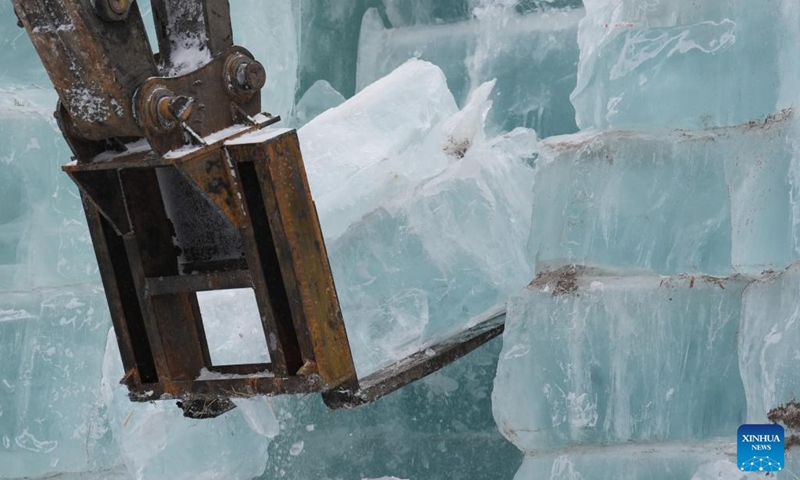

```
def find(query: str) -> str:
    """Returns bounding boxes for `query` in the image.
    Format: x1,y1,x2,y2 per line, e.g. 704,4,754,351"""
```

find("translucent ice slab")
357,6,582,137
740,262,800,424
0,286,118,479
298,62,537,375
572,0,799,130
327,137,535,376
300,59,458,216
529,111,798,276
493,267,748,454
0,90,98,292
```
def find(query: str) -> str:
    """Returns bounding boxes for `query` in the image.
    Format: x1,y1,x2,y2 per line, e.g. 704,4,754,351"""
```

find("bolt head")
168,96,195,123
94,0,131,21
224,54,266,100
108,0,129,14
143,87,194,131
243,61,267,91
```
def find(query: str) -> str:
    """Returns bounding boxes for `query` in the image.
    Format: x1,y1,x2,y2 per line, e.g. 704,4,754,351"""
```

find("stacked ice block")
492,0,800,477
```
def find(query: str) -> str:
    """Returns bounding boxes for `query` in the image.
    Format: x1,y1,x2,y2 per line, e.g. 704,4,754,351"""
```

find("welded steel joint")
94,0,131,21
224,53,266,100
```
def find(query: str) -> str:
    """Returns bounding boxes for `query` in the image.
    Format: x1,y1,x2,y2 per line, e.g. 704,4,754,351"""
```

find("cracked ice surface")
301,60,537,375
572,0,800,130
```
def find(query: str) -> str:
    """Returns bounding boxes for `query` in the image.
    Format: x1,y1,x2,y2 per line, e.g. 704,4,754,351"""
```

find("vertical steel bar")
149,0,232,75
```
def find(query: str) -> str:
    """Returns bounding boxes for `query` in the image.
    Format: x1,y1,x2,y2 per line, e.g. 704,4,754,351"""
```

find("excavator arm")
12,0,505,419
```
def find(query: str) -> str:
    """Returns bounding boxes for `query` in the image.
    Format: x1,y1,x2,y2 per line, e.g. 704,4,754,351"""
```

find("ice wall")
493,0,800,478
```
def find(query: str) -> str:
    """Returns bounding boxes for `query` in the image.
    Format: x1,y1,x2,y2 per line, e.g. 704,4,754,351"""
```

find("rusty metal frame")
14,0,506,418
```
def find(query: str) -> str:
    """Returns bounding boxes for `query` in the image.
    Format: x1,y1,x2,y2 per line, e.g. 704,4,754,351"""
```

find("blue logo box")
738,424,785,472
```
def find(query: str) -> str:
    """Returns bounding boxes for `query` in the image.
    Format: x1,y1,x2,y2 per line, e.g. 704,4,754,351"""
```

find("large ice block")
740,262,800,425
0,90,98,292
0,285,118,479
357,5,582,137
572,0,796,130
493,267,748,453
300,59,459,241
293,0,527,104
302,69,536,375
327,130,536,373
529,111,798,276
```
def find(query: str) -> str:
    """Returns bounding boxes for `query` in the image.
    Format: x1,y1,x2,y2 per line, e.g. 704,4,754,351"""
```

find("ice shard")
294,79,345,126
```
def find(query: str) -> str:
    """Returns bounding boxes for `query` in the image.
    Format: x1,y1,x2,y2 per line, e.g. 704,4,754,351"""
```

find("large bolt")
108,0,130,14
142,87,195,132
225,54,267,100
94,0,131,21
239,61,267,92
158,95,194,124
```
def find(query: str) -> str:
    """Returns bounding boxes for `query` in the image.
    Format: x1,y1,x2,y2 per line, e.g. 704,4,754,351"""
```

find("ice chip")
295,79,346,126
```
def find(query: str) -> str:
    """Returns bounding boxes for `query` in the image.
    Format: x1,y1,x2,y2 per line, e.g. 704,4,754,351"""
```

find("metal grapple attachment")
13,0,504,418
